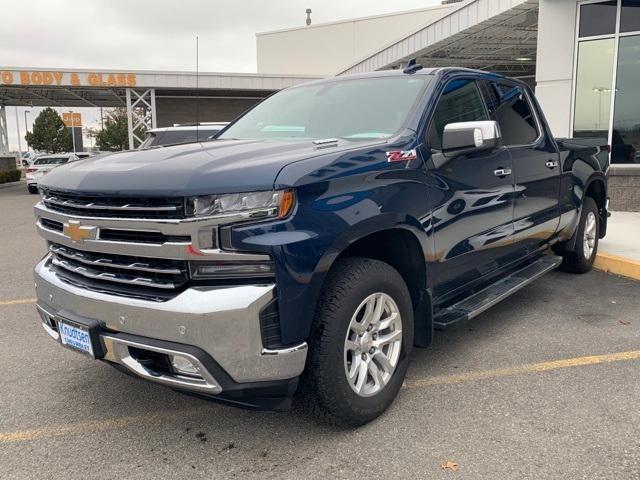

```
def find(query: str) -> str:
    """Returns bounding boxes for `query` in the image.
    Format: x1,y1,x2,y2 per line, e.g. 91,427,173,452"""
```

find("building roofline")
0,66,321,80
255,3,457,37
336,0,475,75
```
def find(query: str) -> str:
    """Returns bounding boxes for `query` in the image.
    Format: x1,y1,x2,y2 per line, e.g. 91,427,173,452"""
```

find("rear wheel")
27,185,38,194
561,197,599,273
303,257,413,426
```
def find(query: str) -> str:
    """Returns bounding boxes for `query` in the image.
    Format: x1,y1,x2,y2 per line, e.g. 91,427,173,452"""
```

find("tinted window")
481,82,539,146
142,128,223,148
611,35,640,163
427,79,488,150
579,1,617,38
158,130,199,145
219,76,429,141
573,38,615,139
34,157,68,165
621,0,640,33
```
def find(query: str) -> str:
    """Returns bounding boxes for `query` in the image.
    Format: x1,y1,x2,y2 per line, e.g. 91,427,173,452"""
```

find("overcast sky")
3,0,442,151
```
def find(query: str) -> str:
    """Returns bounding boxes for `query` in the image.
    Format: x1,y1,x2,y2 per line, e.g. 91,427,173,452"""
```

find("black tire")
303,257,414,426
561,197,599,274
28,185,38,194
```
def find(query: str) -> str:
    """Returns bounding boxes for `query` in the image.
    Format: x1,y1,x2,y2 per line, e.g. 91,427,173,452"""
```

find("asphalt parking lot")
1,181,639,480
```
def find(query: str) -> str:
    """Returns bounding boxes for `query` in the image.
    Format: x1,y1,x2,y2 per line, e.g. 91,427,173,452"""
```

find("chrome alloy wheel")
343,292,403,397
583,211,597,260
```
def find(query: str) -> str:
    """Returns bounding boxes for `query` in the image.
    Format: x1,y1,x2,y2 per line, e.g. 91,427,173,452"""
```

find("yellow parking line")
1,350,639,443
0,298,36,306
405,350,640,388
0,407,210,443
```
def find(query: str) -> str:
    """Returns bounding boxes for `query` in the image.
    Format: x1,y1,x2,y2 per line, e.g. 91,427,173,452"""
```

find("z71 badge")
386,149,417,163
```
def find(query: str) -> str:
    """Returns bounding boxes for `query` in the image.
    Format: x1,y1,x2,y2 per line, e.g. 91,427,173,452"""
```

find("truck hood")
40,138,381,196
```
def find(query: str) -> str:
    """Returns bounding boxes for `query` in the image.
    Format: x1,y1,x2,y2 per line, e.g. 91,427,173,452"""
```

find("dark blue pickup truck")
33,66,608,426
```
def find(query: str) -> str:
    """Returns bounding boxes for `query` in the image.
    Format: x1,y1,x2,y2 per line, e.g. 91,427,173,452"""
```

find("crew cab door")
425,78,515,298
478,80,561,256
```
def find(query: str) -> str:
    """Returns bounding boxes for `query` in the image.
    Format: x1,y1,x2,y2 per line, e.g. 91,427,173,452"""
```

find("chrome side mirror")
442,120,501,157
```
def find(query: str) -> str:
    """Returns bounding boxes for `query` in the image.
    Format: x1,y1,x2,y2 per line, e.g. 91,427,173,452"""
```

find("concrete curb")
594,252,640,281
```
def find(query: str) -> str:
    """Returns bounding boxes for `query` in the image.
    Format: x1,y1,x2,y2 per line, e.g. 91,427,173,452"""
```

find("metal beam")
126,88,156,150
0,93,30,106
0,106,9,155
11,86,65,107
62,88,98,107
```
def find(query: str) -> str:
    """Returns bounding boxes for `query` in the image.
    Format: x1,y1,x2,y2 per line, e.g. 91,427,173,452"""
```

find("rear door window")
479,81,539,146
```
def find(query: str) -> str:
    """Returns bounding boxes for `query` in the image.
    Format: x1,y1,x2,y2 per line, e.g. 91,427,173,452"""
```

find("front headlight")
185,189,295,220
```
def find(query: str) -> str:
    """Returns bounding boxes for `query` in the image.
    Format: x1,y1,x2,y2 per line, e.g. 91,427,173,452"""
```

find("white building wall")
535,0,579,138
256,5,455,76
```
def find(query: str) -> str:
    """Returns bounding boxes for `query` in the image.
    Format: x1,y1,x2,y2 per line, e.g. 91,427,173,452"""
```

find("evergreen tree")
96,108,131,151
25,107,72,153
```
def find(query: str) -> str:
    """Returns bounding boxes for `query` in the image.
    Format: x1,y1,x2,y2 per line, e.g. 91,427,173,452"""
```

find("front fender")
231,168,433,344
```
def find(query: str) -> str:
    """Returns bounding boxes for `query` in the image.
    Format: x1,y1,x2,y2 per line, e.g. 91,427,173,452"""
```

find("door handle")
493,168,512,177
545,160,559,169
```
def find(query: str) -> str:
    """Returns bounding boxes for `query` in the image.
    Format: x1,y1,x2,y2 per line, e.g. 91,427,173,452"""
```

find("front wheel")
303,257,413,426
28,185,38,194
561,197,599,273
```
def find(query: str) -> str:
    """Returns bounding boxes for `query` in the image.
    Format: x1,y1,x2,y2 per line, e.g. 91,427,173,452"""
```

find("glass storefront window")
574,1,640,164
621,0,640,33
611,35,640,164
579,1,618,38
573,38,615,140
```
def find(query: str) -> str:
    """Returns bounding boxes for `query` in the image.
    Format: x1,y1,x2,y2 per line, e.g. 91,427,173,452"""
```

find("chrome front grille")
49,243,189,300
40,218,63,232
37,218,191,246
34,193,273,301
41,189,185,219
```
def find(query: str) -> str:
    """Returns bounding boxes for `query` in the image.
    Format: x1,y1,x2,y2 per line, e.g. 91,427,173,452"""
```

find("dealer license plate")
58,320,94,357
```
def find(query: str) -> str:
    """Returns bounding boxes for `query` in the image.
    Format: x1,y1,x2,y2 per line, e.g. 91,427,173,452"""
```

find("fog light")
189,260,274,279
170,355,200,377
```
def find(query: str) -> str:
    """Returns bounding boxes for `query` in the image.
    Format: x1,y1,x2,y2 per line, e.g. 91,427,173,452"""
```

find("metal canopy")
0,68,319,108
0,68,320,150
0,85,280,108
339,0,539,78
0,85,126,108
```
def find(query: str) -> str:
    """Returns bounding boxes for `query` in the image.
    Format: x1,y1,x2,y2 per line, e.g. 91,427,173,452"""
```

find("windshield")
218,75,430,141
34,157,69,165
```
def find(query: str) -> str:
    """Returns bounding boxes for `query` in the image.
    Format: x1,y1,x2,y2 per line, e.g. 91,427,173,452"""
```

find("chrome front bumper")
34,256,308,392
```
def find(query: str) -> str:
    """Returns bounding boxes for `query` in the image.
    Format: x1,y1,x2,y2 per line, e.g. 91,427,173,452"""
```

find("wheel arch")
584,176,607,238
315,218,434,347
560,173,607,254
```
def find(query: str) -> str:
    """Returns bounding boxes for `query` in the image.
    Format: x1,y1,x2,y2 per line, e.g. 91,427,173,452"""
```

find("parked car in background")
32,67,609,426
26,153,78,193
17,152,40,168
139,123,229,149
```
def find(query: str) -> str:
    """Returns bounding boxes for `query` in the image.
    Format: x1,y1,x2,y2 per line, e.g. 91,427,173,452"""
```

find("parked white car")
26,153,79,194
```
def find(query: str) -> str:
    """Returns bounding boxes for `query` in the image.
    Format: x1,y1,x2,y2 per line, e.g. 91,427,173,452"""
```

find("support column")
125,88,156,150
0,106,9,155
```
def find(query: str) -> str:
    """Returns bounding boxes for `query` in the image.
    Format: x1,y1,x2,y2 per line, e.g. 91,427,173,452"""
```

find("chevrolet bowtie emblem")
63,220,97,244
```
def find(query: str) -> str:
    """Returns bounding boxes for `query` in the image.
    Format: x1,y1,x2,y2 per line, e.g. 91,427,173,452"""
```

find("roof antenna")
403,58,423,74
196,35,200,142
305,8,312,26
